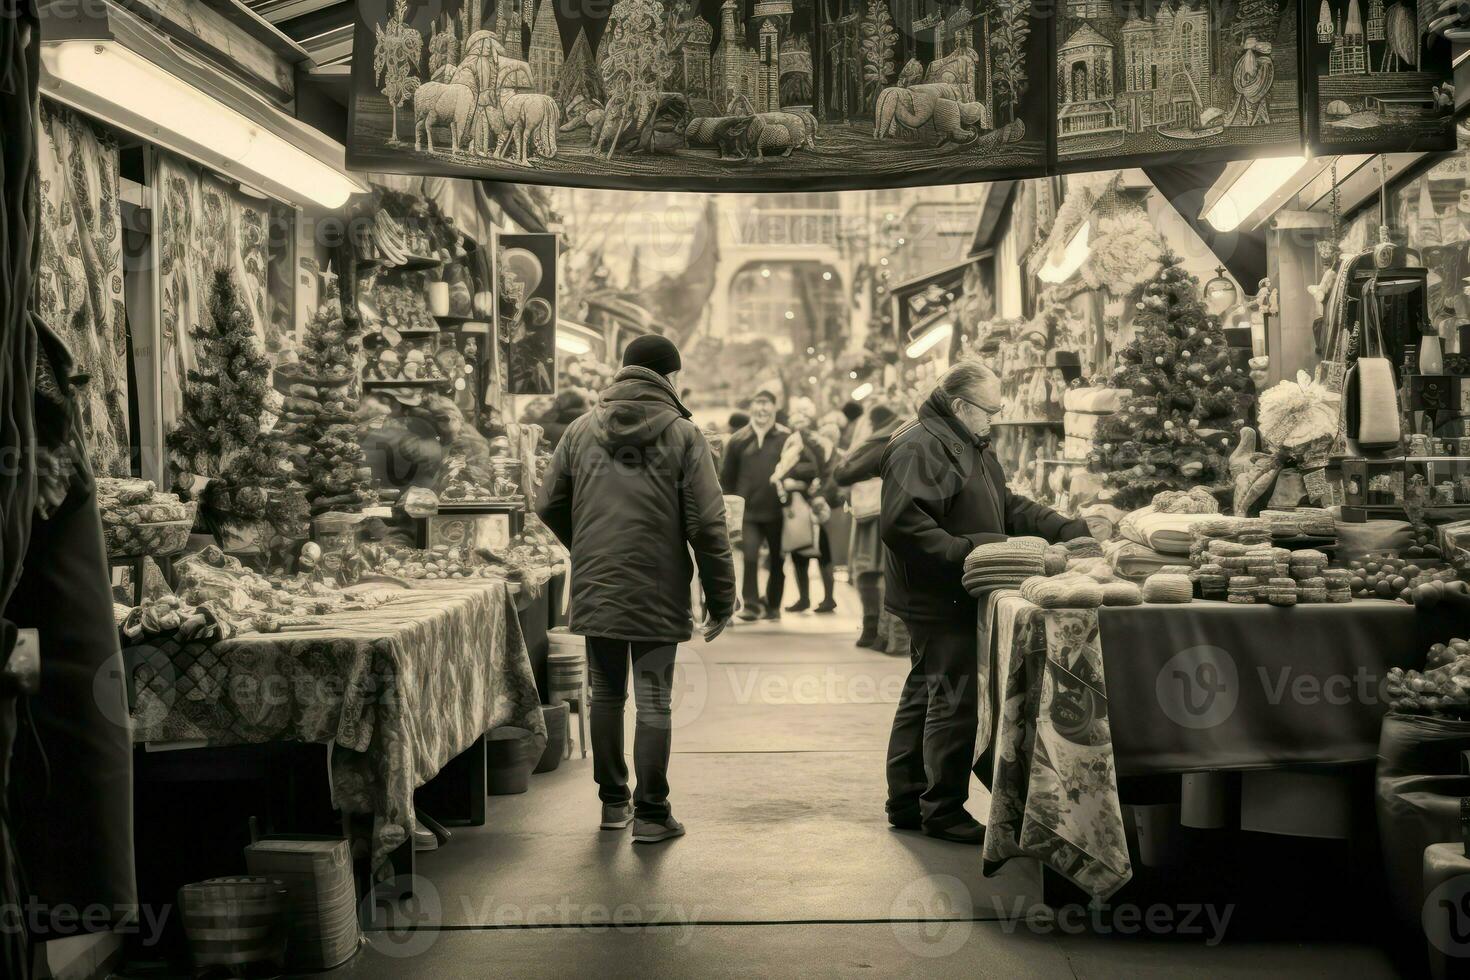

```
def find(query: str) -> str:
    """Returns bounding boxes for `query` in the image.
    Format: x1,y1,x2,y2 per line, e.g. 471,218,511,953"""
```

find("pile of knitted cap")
962,537,1048,597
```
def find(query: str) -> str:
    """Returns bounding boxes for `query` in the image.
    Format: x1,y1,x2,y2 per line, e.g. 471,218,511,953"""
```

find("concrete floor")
325,583,1406,979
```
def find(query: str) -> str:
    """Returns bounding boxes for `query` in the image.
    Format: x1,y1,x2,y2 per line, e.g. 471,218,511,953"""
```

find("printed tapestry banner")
1300,0,1455,154
495,231,558,394
1050,0,1305,172
347,0,1051,191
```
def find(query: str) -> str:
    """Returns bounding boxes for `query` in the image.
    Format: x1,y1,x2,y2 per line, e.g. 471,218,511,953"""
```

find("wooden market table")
124,576,545,896
976,592,1466,900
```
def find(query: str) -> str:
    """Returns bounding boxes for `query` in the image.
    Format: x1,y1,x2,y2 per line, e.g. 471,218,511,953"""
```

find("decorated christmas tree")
167,269,308,540
1090,253,1249,512
278,299,377,515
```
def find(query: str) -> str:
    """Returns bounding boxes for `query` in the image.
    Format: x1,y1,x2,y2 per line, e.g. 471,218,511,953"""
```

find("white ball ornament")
1188,419,1200,428
1164,420,1174,430
1155,356,1164,365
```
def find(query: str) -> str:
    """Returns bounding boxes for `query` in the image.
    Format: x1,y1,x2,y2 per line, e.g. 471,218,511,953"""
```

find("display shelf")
362,377,454,389
355,255,445,274
992,419,1065,429
433,313,482,328
1037,457,1089,465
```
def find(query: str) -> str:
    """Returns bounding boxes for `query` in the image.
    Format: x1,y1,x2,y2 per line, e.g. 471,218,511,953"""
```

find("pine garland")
1089,252,1248,511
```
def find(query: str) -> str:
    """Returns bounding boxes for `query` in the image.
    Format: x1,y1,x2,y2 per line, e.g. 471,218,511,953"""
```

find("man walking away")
881,361,1087,844
537,335,735,844
721,389,814,622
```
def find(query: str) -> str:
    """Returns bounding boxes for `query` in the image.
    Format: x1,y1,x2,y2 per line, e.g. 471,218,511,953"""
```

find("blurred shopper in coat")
721,390,815,621
538,388,593,450
779,399,836,613
537,335,736,844
881,361,1087,844
834,402,904,647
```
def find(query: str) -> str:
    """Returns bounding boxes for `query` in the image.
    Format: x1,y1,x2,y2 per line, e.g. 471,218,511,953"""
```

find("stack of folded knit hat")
962,537,1048,597
1142,573,1194,604
1020,574,1105,609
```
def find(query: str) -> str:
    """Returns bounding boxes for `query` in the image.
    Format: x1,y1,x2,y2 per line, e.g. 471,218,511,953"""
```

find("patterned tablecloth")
126,579,546,870
977,592,1132,901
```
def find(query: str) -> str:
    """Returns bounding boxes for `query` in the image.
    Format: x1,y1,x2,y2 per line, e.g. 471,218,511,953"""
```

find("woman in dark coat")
834,402,904,647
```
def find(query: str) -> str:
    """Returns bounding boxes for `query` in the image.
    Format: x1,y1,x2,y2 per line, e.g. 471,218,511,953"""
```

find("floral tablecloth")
978,591,1132,900
126,579,545,870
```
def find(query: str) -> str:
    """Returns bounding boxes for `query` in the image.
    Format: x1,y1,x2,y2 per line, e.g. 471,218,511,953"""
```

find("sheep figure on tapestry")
413,81,476,153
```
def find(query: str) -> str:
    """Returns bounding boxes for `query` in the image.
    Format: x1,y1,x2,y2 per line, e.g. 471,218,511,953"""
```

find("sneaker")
855,627,878,648
784,599,810,613
736,607,760,623
813,600,837,614
412,823,439,851
887,811,921,831
600,802,633,830
759,608,782,621
631,814,686,844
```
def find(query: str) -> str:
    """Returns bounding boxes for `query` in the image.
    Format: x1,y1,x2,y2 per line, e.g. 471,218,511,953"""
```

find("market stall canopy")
37,0,368,209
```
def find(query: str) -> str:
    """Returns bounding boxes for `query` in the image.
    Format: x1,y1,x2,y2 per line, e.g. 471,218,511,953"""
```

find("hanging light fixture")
1203,156,1309,232
41,40,365,209
851,382,874,400
1037,220,1091,284
905,321,952,359
1202,267,1239,315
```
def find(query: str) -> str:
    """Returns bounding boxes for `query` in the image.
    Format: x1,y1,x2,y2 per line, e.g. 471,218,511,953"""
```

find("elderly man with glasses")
880,360,1088,844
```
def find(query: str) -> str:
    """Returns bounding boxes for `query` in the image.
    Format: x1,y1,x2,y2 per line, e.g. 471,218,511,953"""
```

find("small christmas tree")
1090,253,1249,512
167,269,308,540
278,299,377,515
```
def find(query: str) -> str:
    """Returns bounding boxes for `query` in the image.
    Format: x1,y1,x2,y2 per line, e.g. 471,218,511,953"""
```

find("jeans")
740,517,784,611
586,637,677,821
885,619,980,830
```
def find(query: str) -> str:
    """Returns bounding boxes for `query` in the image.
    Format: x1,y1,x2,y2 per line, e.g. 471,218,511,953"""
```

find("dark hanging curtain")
3,0,137,963
1,2,43,977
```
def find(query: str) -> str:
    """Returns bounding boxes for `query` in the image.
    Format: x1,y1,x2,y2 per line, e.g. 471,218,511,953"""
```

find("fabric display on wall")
1301,0,1455,154
1052,0,1305,170
34,101,130,477
348,0,1051,191
156,153,275,436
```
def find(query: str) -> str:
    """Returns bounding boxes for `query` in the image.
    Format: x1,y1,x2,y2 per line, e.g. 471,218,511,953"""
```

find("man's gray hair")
934,360,1003,413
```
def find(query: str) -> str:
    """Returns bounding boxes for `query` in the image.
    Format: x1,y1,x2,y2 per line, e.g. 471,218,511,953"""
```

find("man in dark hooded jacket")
537,335,735,844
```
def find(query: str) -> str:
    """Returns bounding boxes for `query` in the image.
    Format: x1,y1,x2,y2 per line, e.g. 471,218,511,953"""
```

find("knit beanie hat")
868,404,898,429
623,335,682,376
841,400,864,422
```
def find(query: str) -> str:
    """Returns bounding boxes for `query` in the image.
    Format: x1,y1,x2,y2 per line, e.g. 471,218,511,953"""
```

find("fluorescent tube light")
851,382,874,400
556,332,592,355
1205,156,1309,232
904,321,952,359
1038,220,1091,284
42,41,360,209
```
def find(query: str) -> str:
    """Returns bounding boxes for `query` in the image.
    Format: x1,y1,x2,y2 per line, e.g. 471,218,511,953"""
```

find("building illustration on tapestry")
1306,0,1454,149
1053,0,1300,164
350,0,1048,188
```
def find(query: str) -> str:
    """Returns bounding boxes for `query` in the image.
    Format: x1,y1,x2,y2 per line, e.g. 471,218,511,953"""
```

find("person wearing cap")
720,388,816,621
833,400,906,648
538,387,593,451
881,360,1087,844
838,400,865,451
537,334,736,844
